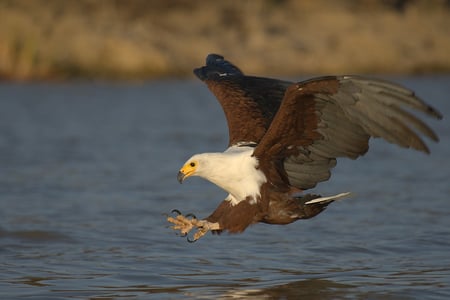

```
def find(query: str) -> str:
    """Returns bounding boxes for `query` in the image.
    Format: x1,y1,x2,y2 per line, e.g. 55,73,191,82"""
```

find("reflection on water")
11,277,357,299
0,78,449,299
10,272,448,299
0,227,73,242
233,279,355,299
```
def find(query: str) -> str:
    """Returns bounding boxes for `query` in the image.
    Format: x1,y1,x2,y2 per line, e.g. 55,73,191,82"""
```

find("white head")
177,153,212,183
177,148,266,204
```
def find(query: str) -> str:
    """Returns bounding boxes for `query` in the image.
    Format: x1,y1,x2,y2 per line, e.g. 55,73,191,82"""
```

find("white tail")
305,192,352,205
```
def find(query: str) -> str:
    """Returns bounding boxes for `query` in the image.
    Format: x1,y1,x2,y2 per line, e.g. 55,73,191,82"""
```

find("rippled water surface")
0,77,449,299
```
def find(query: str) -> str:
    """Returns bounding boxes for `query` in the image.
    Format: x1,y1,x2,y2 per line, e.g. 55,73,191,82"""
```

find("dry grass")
1,0,450,81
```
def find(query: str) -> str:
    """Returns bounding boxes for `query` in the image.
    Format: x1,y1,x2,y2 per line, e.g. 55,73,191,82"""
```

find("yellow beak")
177,163,196,183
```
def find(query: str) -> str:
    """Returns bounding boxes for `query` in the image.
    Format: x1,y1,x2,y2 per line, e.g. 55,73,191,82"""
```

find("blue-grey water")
0,77,449,299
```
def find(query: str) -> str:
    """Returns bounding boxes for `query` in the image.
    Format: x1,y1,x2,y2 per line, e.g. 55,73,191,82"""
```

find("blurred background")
1,1,449,298
1,0,450,81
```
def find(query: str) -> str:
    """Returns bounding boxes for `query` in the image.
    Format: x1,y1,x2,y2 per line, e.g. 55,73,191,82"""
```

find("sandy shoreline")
1,0,450,81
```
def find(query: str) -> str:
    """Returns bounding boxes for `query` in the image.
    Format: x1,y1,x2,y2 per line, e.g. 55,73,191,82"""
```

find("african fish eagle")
167,54,442,242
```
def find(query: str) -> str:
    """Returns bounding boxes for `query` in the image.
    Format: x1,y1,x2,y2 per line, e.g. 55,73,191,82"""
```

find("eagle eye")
190,162,196,167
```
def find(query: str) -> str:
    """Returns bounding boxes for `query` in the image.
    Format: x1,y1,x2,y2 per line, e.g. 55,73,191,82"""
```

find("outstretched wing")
194,54,292,146
253,76,442,190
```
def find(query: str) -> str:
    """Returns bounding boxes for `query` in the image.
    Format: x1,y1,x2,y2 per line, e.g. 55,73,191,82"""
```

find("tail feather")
304,192,352,205
293,192,352,219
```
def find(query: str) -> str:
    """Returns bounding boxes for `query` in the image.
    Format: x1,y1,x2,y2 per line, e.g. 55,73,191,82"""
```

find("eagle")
167,54,442,242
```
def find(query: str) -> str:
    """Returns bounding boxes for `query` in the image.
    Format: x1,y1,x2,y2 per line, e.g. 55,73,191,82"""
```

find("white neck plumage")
193,146,267,205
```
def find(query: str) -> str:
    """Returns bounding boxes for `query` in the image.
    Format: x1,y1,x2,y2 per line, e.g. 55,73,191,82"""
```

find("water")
0,77,449,299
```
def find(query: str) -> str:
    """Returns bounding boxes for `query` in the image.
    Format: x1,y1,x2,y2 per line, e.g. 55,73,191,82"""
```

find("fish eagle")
167,54,442,242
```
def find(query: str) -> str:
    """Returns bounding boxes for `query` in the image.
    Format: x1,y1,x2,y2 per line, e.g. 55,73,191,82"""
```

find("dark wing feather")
253,76,442,190
194,54,292,146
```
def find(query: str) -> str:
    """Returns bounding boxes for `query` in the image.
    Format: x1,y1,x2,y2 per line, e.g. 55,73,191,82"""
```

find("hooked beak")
177,170,186,184
177,161,197,184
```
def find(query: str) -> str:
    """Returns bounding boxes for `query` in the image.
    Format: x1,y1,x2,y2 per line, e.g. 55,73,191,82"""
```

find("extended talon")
187,236,197,243
186,224,206,243
185,213,197,219
167,212,221,242
166,212,197,237
171,209,182,215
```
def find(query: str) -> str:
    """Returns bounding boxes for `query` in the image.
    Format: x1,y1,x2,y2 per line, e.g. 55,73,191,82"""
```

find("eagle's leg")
167,212,220,242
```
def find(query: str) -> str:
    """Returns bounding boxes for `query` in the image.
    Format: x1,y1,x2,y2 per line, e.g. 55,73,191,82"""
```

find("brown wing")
194,54,292,146
253,76,442,190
